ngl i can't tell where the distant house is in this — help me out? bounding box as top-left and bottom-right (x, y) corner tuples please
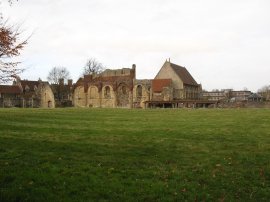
(202, 89), (253, 102)
(230, 90), (252, 101)
(0, 77), (55, 108)
(201, 89), (232, 101)
(202, 91), (226, 101)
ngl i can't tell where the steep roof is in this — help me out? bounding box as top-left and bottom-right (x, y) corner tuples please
(75, 77), (84, 86)
(20, 80), (40, 91)
(20, 80), (49, 89)
(152, 79), (172, 93)
(169, 62), (198, 86)
(0, 85), (22, 94)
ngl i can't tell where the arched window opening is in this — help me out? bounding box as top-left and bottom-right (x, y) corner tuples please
(136, 85), (142, 97)
(104, 86), (111, 98)
(117, 83), (129, 107)
(90, 87), (97, 99)
(121, 85), (127, 95)
(25, 85), (30, 92)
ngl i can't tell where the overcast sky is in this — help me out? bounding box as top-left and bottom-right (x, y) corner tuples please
(1, 0), (270, 91)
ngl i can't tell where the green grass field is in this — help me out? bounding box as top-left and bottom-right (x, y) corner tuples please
(0, 108), (270, 201)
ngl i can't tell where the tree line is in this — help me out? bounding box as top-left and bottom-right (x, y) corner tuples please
(47, 58), (104, 84)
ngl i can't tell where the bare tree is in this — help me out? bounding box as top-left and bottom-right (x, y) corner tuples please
(258, 85), (270, 101)
(0, 0), (17, 7)
(83, 58), (104, 75)
(0, 0), (27, 83)
(4, 0), (18, 5)
(47, 67), (70, 84)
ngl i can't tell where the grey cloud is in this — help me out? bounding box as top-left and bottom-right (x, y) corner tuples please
(2, 0), (270, 91)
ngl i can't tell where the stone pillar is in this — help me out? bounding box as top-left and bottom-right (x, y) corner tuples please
(111, 90), (115, 108)
(85, 93), (89, 107)
(129, 90), (133, 109)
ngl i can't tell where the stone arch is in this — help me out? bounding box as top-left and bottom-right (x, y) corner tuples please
(74, 86), (86, 107)
(101, 85), (115, 108)
(48, 100), (52, 108)
(104, 86), (111, 98)
(117, 83), (129, 107)
(136, 85), (143, 97)
(134, 84), (148, 98)
(88, 85), (99, 107)
(88, 86), (99, 99)
(133, 84), (151, 108)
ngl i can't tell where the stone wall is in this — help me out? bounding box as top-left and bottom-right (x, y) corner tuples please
(38, 83), (55, 108)
(101, 85), (116, 108)
(74, 65), (135, 108)
(154, 62), (184, 99)
(0, 82), (55, 108)
(73, 86), (86, 107)
(133, 80), (151, 108)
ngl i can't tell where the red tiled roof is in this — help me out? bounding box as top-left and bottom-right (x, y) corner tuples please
(170, 63), (198, 86)
(0, 85), (22, 94)
(152, 79), (172, 93)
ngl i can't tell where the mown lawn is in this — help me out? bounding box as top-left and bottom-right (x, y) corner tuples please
(0, 108), (270, 201)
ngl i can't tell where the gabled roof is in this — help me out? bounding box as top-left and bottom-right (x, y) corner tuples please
(152, 79), (172, 93)
(20, 80), (40, 91)
(75, 77), (84, 85)
(169, 62), (198, 86)
(0, 85), (22, 94)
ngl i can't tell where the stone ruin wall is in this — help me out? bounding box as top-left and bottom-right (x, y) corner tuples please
(39, 83), (55, 108)
(133, 80), (151, 108)
(73, 66), (137, 108)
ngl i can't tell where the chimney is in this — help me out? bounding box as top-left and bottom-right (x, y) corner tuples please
(59, 78), (64, 85)
(68, 79), (73, 86)
(15, 76), (21, 84)
(132, 64), (136, 79)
